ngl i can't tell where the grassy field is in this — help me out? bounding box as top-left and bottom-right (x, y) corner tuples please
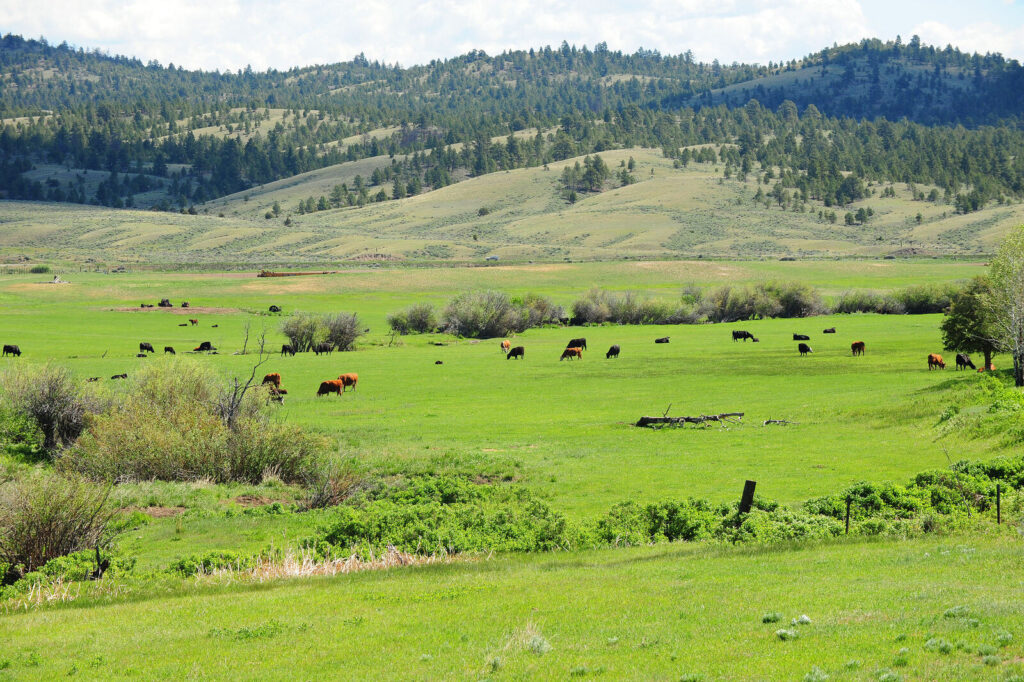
(2, 533), (1021, 680)
(2, 146), (1021, 264)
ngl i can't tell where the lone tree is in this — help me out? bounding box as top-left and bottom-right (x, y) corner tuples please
(986, 227), (1024, 386)
(940, 276), (998, 370)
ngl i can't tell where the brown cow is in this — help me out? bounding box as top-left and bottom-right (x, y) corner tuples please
(928, 353), (945, 370)
(316, 379), (345, 397)
(188, 319), (198, 326)
(501, 340), (511, 352)
(851, 341), (865, 356)
(262, 372), (282, 388)
(560, 347), (583, 360)
(336, 373), (358, 391)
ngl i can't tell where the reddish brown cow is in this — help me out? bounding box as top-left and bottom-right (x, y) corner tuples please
(928, 353), (945, 370)
(336, 373), (358, 392)
(560, 347), (583, 360)
(851, 341), (865, 356)
(316, 380), (345, 397)
(188, 318), (198, 326)
(262, 372), (282, 388)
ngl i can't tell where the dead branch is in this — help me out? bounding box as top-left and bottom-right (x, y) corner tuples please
(762, 419), (798, 426)
(635, 412), (744, 428)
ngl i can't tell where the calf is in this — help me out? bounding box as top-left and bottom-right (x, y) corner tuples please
(793, 334), (810, 341)
(798, 343), (812, 356)
(851, 341), (865, 356)
(2, 344), (21, 357)
(956, 353), (976, 370)
(566, 338), (587, 351)
(823, 327), (836, 334)
(316, 380), (345, 397)
(928, 353), (945, 370)
(139, 342), (154, 353)
(606, 344), (620, 359)
(560, 347), (583, 361)
(337, 373), (358, 392)
(164, 346), (175, 355)
(655, 337), (670, 344)
(732, 330), (754, 342)
(506, 346), (525, 360)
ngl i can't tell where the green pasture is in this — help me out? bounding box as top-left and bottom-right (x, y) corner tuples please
(0, 261), (998, 519)
(2, 533), (1021, 680)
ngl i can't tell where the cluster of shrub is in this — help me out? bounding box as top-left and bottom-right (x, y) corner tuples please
(280, 311), (363, 352)
(389, 282), (959, 337)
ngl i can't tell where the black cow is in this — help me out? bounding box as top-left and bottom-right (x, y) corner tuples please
(139, 342), (155, 353)
(140, 303), (154, 308)
(313, 342), (333, 356)
(136, 353), (147, 358)
(211, 324), (219, 328)
(823, 327), (836, 334)
(164, 346), (175, 355)
(606, 344), (620, 359)
(181, 301), (190, 308)
(655, 337), (670, 344)
(281, 344), (296, 356)
(111, 373), (127, 380)
(507, 346), (525, 360)
(798, 343), (812, 356)
(178, 323), (188, 327)
(956, 353), (976, 370)
(269, 305), (282, 313)
(158, 298), (172, 308)
(2, 344), (20, 357)
(435, 360), (443, 365)
(793, 334), (810, 341)
(732, 330), (755, 342)
(566, 338), (587, 351)
(194, 341), (215, 352)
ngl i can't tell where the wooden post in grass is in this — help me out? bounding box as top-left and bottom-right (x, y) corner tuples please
(739, 480), (756, 514)
(996, 484), (1001, 525)
(845, 496), (852, 534)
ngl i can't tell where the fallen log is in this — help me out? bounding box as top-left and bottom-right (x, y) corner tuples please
(635, 412), (744, 428)
(257, 270), (339, 278)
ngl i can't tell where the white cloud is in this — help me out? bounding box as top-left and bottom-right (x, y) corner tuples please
(911, 19), (1024, 59)
(0, 0), (1018, 72)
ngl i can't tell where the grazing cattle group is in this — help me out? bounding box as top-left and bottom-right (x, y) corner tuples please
(560, 347), (583, 361)
(928, 353), (946, 370)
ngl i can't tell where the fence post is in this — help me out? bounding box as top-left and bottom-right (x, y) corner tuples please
(739, 480), (756, 514)
(845, 495), (852, 535)
(997, 484), (1001, 525)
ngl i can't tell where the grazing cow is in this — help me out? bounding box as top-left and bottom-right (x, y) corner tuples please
(956, 353), (976, 370)
(87, 377), (100, 382)
(732, 330), (755, 342)
(655, 337), (670, 344)
(194, 341), (214, 352)
(793, 334), (810, 341)
(316, 380), (345, 397)
(158, 298), (172, 307)
(188, 319), (198, 326)
(313, 342), (333, 356)
(164, 346), (175, 355)
(262, 372), (282, 389)
(507, 346), (525, 360)
(823, 327), (836, 334)
(560, 347), (583, 361)
(111, 373), (127, 380)
(337, 373), (358, 392)
(281, 344), (296, 356)
(851, 341), (865, 356)
(501, 340), (511, 353)
(181, 301), (190, 308)
(178, 323), (188, 327)
(928, 353), (945, 370)
(435, 360), (443, 365)
(566, 338), (587, 351)
(798, 343), (813, 356)
(139, 342), (154, 353)
(606, 344), (620, 359)
(2, 344), (21, 357)
(269, 305), (282, 313)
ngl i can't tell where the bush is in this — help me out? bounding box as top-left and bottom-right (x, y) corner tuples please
(442, 290), (526, 338)
(700, 281), (827, 322)
(515, 293), (564, 328)
(570, 289), (699, 325)
(28, 264), (51, 274)
(280, 312), (324, 352)
(1, 364), (102, 454)
(593, 499), (722, 545)
(0, 473), (116, 583)
(61, 360), (327, 484)
(388, 303), (438, 334)
(323, 312), (363, 351)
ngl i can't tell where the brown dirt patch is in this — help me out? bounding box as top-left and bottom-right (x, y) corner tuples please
(230, 495), (285, 507)
(485, 264), (571, 273)
(132, 506), (186, 518)
(108, 305), (241, 314)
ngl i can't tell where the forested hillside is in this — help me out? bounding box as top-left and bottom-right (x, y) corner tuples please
(0, 32), (1022, 222)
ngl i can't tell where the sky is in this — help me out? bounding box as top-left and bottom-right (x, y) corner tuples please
(1, 0), (1022, 72)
